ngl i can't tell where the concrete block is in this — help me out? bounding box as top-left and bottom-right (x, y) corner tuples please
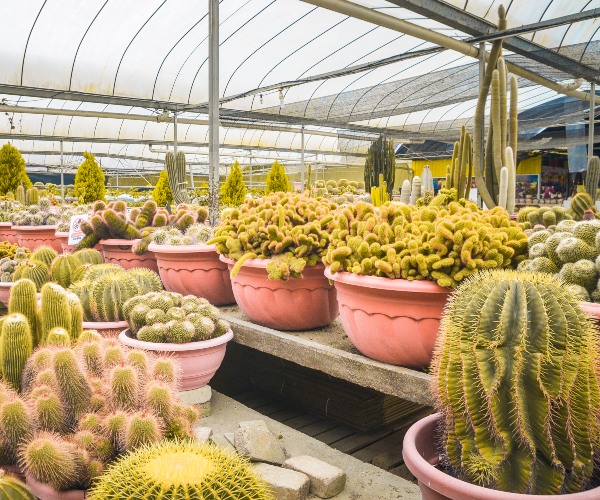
(194, 426), (212, 443)
(210, 433), (235, 453)
(253, 463), (310, 500)
(284, 455), (346, 498)
(178, 385), (212, 405)
(235, 420), (286, 465)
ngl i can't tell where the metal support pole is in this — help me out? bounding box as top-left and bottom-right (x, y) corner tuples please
(249, 155), (253, 189)
(589, 82), (596, 158)
(478, 41), (486, 171)
(60, 139), (64, 200)
(208, 0), (220, 225)
(301, 126), (305, 190)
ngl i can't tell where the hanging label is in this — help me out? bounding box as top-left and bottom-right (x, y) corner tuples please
(68, 213), (90, 245)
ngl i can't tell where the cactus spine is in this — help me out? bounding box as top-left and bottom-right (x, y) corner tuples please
(364, 136), (395, 197)
(585, 156), (600, 203)
(0, 314), (32, 391)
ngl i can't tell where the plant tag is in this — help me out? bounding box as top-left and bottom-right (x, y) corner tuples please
(68, 213), (90, 245)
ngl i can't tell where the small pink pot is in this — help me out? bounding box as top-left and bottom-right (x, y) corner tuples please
(581, 301), (600, 327)
(82, 320), (128, 338)
(148, 243), (234, 305)
(101, 238), (158, 272)
(0, 222), (17, 244)
(14, 225), (61, 252)
(0, 282), (13, 307)
(403, 414), (600, 500)
(221, 256), (338, 331)
(325, 270), (451, 368)
(55, 231), (76, 253)
(25, 475), (85, 500)
(118, 328), (233, 390)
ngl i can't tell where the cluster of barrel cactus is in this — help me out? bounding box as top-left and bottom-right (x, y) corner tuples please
(0, 241), (27, 260)
(124, 291), (230, 344)
(518, 218), (600, 302)
(0, 248), (29, 282)
(517, 204), (572, 232)
(0, 200), (22, 222)
(69, 264), (162, 322)
(10, 197), (60, 226)
(323, 201), (528, 288)
(432, 270), (600, 494)
(7, 334), (199, 492)
(209, 192), (338, 280)
(151, 223), (214, 246)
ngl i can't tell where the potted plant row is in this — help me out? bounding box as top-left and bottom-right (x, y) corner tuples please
(10, 196), (62, 252)
(403, 269), (600, 499)
(208, 191), (340, 331)
(323, 199), (528, 368)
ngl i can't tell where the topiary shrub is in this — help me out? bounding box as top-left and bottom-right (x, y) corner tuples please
(265, 161), (291, 193)
(0, 143), (32, 195)
(152, 171), (173, 207)
(74, 152), (106, 203)
(220, 161), (247, 206)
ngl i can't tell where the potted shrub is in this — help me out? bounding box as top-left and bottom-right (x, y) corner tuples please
(403, 269), (600, 499)
(209, 192), (339, 330)
(10, 197), (62, 252)
(119, 290), (233, 390)
(148, 222), (235, 306)
(69, 264), (162, 337)
(323, 200), (528, 368)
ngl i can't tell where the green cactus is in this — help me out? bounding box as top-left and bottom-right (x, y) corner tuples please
(110, 366), (139, 412)
(0, 314), (33, 391)
(15, 259), (50, 292)
(67, 292), (83, 340)
(31, 246), (58, 268)
(73, 248), (103, 266)
(566, 283), (591, 301)
(46, 327), (71, 347)
(52, 348), (92, 430)
(432, 269), (600, 494)
(165, 151), (190, 204)
(559, 259), (598, 290)
(29, 385), (67, 433)
(0, 469), (33, 498)
(573, 219), (600, 245)
(80, 341), (104, 377)
(40, 283), (71, 341)
(135, 200), (158, 229)
(556, 237), (596, 263)
(446, 126), (472, 201)
(364, 136), (395, 198)
(585, 156), (600, 203)
(50, 254), (83, 289)
(8, 278), (40, 347)
(88, 272), (140, 322)
(152, 358), (177, 387)
(570, 192), (596, 220)
(15, 185), (25, 205)
(123, 412), (163, 451)
(0, 398), (33, 464)
(144, 382), (174, 422)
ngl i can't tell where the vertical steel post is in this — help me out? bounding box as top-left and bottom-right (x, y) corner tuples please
(478, 41), (486, 173)
(208, 0), (220, 226)
(249, 155), (253, 189)
(60, 139), (64, 200)
(589, 82), (596, 158)
(301, 126), (305, 190)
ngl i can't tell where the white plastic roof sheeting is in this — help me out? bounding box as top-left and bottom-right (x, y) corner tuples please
(0, 0), (598, 173)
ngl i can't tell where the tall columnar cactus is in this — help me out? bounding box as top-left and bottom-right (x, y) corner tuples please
(364, 135), (395, 197)
(40, 283), (72, 341)
(165, 151), (190, 204)
(585, 156), (600, 203)
(446, 126), (472, 200)
(420, 166), (434, 196)
(432, 270), (600, 494)
(400, 179), (411, 204)
(53, 349), (92, 430)
(0, 313), (33, 391)
(370, 173), (389, 207)
(16, 185), (25, 205)
(409, 176), (421, 205)
(9, 278), (40, 347)
(67, 292), (83, 340)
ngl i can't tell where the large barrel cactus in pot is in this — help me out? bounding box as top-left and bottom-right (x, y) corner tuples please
(432, 269), (600, 495)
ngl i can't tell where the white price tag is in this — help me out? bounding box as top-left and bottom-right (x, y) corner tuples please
(68, 213), (90, 245)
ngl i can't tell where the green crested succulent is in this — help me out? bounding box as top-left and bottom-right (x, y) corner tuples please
(432, 269), (600, 494)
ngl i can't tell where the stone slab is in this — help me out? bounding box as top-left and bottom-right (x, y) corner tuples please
(234, 419), (287, 465)
(284, 455), (345, 498)
(253, 463), (310, 500)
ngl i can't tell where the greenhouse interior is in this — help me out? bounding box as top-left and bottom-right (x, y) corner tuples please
(0, 0), (600, 499)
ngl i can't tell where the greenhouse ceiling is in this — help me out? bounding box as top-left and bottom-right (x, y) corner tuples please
(0, 0), (599, 175)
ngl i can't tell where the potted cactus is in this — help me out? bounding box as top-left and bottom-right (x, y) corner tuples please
(0, 200), (22, 244)
(210, 192), (339, 330)
(0, 245), (29, 305)
(148, 222), (235, 305)
(403, 270), (600, 499)
(118, 290), (233, 390)
(10, 197), (62, 252)
(69, 264), (162, 337)
(54, 204), (92, 252)
(323, 201), (528, 368)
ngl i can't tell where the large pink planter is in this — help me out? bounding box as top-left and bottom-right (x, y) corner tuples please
(101, 239), (158, 272)
(325, 270), (451, 368)
(0, 222), (17, 244)
(118, 328), (233, 390)
(14, 225), (61, 252)
(55, 231), (75, 253)
(221, 256), (338, 331)
(148, 243), (234, 305)
(403, 414), (600, 500)
(0, 282), (12, 306)
(82, 320), (128, 338)
(26, 475), (84, 500)
(581, 301), (600, 327)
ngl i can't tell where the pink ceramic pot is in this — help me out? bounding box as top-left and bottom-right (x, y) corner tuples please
(101, 238), (158, 272)
(148, 243), (234, 305)
(14, 225), (61, 252)
(55, 231), (76, 253)
(403, 414), (600, 500)
(581, 301), (600, 327)
(118, 328), (233, 390)
(0, 282), (12, 307)
(25, 475), (85, 500)
(325, 270), (451, 368)
(82, 320), (128, 338)
(0, 222), (17, 244)
(221, 256), (338, 331)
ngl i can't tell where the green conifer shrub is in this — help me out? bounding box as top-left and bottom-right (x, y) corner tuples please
(151, 171), (173, 206)
(0, 143), (32, 195)
(74, 152), (106, 203)
(265, 160), (291, 193)
(219, 161), (247, 205)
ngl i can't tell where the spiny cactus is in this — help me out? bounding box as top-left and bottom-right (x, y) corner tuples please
(126, 268), (163, 293)
(364, 136), (395, 198)
(46, 327), (71, 347)
(432, 270), (600, 494)
(0, 397), (33, 464)
(87, 440), (274, 500)
(0, 314), (32, 391)
(123, 412), (163, 452)
(570, 192), (597, 220)
(72, 248), (103, 266)
(13, 259), (49, 291)
(586, 156), (600, 204)
(110, 366), (139, 412)
(52, 348), (92, 430)
(370, 173), (389, 207)
(87, 272), (140, 323)
(165, 151), (190, 204)
(0, 469), (33, 498)
(40, 283), (72, 340)
(8, 278), (40, 347)
(50, 254), (83, 288)
(29, 385), (67, 434)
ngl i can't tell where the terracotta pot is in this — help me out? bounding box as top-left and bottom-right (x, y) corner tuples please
(0, 222), (17, 244)
(118, 328), (233, 390)
(221, 256), (338, 331)
(0, 282), (12, 307)
(55, 231), (76, 253)
(148, 243), (234, 305)
(403, 413), (600, 500)
(25, 475), (85, 500)
(325, 270), (451, 368)
(581, 301), (600, 326)
(82, 320), (128, 338)
(101, 238), (158, 272)
(4, 464), (25, 482)
(14, 225), (61, 252)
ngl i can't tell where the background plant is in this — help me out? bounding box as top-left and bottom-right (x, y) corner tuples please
(152, 171), (173, 207)
(265, 161), (291, 193)
(220, 161), (247, 206)
(74, 152), (106, 203)
(0, 143), (32, 195)
(364, 135), (395, 198)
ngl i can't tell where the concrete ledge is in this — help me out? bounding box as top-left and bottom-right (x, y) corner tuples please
(221, 308), (433, 407)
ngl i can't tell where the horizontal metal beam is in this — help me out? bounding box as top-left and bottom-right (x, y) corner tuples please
(386, 0), (600, 84)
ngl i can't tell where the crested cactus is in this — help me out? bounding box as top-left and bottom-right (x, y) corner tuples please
(432, 270), (600, 494)
(0, 313), (33, 391)
(585, 156), (600, 203)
